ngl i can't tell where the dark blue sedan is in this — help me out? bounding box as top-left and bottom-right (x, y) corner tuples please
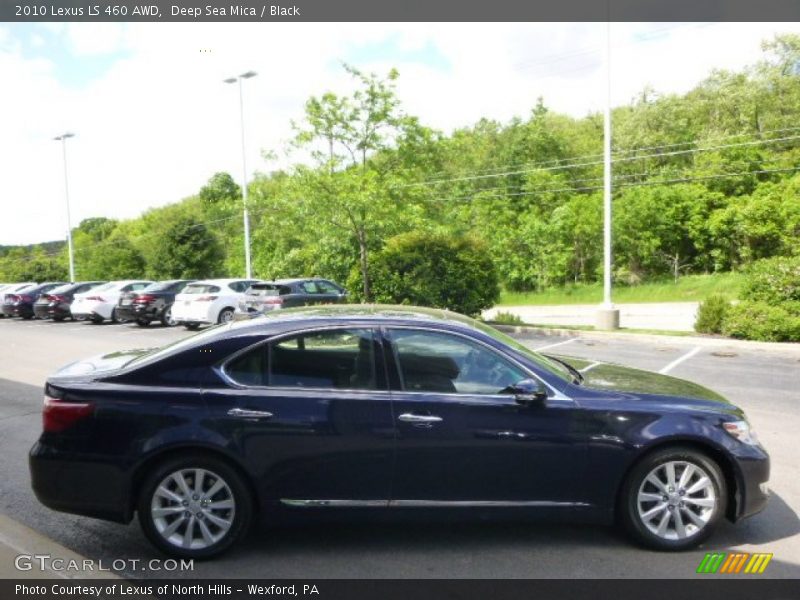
(29, 305), (770, 558)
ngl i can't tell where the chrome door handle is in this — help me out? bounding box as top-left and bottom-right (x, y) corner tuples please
(398, 413), (443, 424)
(227, 408), (273, 419)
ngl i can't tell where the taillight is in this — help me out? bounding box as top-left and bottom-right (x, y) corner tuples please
(133, 294), (156, 304)
(6, 294), (18, 302)
(196, 295), (218, 302)
(49, 295), (66, 303)
(19, 295), (33, 302)
(85, 296), (105, 302)
(42, 396), (94, 433)
(262, 296), (284, 304)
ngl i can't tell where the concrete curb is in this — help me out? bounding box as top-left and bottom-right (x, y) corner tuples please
(492, 324), (800, 356)
(0, 513), (119, 579)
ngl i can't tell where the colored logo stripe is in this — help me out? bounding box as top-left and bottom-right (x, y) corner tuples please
(697, 552), (772, 574)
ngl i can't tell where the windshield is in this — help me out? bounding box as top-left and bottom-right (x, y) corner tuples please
(249, 284), (284, 296)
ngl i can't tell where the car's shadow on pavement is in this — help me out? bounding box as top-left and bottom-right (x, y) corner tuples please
(706, 493), (800, 548)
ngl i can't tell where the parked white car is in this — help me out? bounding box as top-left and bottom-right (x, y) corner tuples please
(0, 282), (36, 317)
(171, 279), (260, 330)
(71, 280), (154, 323)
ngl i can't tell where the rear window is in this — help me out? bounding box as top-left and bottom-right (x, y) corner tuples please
(91, 282), (117, 292)
(48, 283), (75, 294)
(248, 284), (290, 296)
(184, 284), (221, 294)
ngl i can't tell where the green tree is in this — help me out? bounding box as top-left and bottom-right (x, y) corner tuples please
(359, 230), (499, 316)
(149, 216), (224, 279)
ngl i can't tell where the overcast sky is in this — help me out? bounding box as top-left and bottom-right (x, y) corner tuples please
(1, 21), (798, 246)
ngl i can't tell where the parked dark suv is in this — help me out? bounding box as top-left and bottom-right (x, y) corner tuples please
(116, 279), (195, 327)
(33, 281), (106, 321)
(2, 282), (66, 319)
(238, 278), (347, 315)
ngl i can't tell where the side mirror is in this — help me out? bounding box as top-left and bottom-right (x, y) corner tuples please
(509, 379), (548, 406)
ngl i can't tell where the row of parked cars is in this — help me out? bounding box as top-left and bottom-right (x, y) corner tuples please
(0, 277), (348, 329)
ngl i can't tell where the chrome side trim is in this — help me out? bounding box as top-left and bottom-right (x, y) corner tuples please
(280, 499), (389, 508)
(280, 499), (591, 509)
(389, 500), (591, 508)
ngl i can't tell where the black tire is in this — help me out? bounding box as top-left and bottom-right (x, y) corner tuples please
(110, 308), (119, 324)
(137, 454), (253, 559)
(160, 307), (176, 327)
(90, 315), (103, 324)
(217, 307), (235, 324)
(619, 446), (726, 551)
(22, 314), (34, 320)
(53, 316), (65, 322)
(136, 318), (150, 327)
(184, 323), (201, 331)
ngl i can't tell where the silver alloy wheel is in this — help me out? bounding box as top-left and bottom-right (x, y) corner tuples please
(219, 309), (234, 323)
(150, 468), (236, 550)
(164, 307), (176, 326)
(637, 460), (716, 541)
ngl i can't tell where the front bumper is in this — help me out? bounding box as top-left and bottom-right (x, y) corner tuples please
(732, 445), (771, 521)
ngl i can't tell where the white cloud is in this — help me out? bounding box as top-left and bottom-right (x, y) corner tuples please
(2, 22), (799, 247)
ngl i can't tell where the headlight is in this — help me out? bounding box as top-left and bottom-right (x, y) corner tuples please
(722, 420), (759, 446)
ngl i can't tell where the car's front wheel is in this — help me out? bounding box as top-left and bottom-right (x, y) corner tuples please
(137, 455), (253, 559)
(619, 446), (726, 551)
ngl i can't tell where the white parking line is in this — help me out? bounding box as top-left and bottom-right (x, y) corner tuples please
(534, 337), (578, 352)
(658, 346), (702, 374)
(580, 361), (602, 373)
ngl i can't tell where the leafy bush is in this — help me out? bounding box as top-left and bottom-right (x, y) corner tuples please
(694, 294), (731, 334)
(491, 311), (524, 325)
(721, 301), (800, 342)
(361, 230), (500, 317)
(740, 256), (800, 304)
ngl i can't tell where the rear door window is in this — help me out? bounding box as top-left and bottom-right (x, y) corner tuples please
(225, 329), (381, 390)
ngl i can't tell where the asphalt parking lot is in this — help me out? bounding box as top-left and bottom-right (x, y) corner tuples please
(0, 317), (798, 579)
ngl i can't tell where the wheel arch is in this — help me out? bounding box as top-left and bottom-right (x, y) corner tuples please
(615, 437), (741, 523)
(127, 444), (260, 523)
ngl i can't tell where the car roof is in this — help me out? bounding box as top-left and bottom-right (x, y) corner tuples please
(187, 279), (255, 285)
(228, 304), (482, 335)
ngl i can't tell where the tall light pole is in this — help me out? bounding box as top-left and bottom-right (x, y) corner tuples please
(54, 133), (76, 282)
(596, 21), (620, 330)
(224, 70), (257, 279)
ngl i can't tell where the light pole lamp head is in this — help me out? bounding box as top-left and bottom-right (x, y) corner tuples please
(223, 77), (237, 84)
(240, 70), (257, 79)
(54, 132), (75, 141)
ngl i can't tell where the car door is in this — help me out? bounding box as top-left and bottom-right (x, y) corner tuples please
(384, 327), (587, 505)
(316, 280), (346, 304)
(204, 326), (395, 505)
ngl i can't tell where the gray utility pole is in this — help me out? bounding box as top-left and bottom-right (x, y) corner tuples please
(597, 21), (620, 330)
(54, 132), (76, 282)
(224, 70), (258, 279)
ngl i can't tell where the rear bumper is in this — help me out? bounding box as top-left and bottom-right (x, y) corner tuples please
(172, 302), (214, 324)
(116, 304), (159, 322)
(3, 303), (33, 317)
(29, 441), (131, 524)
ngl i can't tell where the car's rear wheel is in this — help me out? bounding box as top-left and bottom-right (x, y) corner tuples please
(619, 446), (726, 551)
(184, 322), (201, 330)
(137, 455), (252, 559)
(161, 307), (177, 327)
(90, 315), (103, 324)
(136, 318), (150, 327)
(218, 308), (234, 324)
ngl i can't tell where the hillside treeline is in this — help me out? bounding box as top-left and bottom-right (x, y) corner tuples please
(3, 34), (800, 299)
